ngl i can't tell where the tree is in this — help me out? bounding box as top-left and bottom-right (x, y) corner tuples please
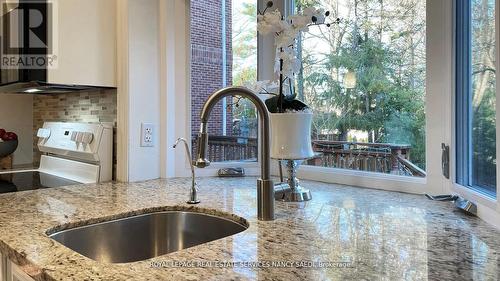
(471, 0), (496, 190)
(297, 0), (427, 169)
(232, 1), (258, 137)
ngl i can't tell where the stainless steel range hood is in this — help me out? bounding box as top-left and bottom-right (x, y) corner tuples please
(0, 81), (111, 94)
(0, 0), (117, 94)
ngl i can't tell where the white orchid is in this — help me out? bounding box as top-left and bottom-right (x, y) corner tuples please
(257, 9), (284, 35)
(258, 6), (329, 78)
(303, 7), (316, 17)
(275, 47), (301, 78)
(275, 27), (299, 48)
(314, 13), (326, 24)
(246, 80), (279, 94)
(304, 7), (327, 24)
(256, 2), (332, 113)
(289, 14), (311, 31)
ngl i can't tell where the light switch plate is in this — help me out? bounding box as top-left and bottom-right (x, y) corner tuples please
(141, 123), (155, 147)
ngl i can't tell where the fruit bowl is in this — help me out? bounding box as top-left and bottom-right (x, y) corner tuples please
(0, 140), (18, 158)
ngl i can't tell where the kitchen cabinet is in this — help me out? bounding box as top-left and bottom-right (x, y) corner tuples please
(7, 262), (35, 281)
(0, 258), (34, 281)
(0, 252), (4, 281)
(48, 0), (117, 87)
(6, 262), (34, 281)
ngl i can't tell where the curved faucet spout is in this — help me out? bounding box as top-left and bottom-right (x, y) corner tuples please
(195, 86), (274, 221)
(173, 138), (194, 176)
(173, 138), (200, 204)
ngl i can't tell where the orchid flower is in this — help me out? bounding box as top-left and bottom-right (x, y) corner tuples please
(254, 2), (336, 113)
(257, 6), (332, 79)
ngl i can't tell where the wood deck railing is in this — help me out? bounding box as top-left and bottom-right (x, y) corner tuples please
(193, 136), (426, 177)
(307, 141), (426, 177)
(192, 135), (258, 162)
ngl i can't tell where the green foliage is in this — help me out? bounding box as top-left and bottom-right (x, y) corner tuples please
(472, 87), (497, 189)
(233, 68), (257, 88)
(298, 0), (427, 169)
(470, 0), (497, 190)
(232, 1), (258, 134)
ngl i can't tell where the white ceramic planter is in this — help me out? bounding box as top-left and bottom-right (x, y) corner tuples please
(270, 112), (315, 160)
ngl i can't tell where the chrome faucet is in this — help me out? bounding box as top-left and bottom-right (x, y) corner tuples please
(194, 86), (275, 221)
(173, 138), (200, 204)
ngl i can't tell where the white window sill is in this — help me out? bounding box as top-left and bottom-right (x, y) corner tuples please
(452, 183), (500, 230)
(452, 183), (498, 210)
(295, 165), (427, 194)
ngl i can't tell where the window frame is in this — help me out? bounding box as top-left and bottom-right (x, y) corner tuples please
(455, 0), (497, 199)
(283, 0), (450, 195)
(183, 0), (452, 196)
(451, 0), (500, 229)
(177, 0), (500, 229)
(186, 0), (274, 176)
(183, 0), (258, 176)
(161, 0), (500, 229)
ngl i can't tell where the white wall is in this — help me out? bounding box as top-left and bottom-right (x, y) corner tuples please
(0, 94), (33, 165)
(117, 0), (195, 181)
(160, 0), (190, 178)
(117, 0), (161, 182)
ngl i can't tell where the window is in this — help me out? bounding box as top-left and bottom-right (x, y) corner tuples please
(295, 0), (426, 178)
(190, 0), (258, 163)
(456, 0), (497, 197)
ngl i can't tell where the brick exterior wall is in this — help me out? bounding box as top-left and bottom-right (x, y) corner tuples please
(32, 89), (117, 178)
(190, 0), (233, 139)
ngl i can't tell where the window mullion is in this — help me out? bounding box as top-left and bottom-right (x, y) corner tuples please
(455, 0), (472, 186)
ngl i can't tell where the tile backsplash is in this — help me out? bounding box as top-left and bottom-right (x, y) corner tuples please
(33, 89), (117, 178)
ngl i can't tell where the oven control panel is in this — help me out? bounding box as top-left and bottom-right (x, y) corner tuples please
(37, 122), (113, 162)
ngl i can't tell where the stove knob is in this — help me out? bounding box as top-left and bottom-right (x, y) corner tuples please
(70, 131), (78, 142)
(75, 132), (84, 143)
(37, 128), (51, 139)
(83, 132), (94, 144)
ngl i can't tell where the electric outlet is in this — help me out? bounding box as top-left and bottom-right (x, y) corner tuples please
(141, 123), (155, 147)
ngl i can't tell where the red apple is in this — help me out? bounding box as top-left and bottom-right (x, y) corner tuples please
(2, 132), (17, 141)
(8, 132), (17, 141)
(0, 129), (5, 138)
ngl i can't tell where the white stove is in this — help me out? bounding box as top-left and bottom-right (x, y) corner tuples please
(0, 122), (113, 193)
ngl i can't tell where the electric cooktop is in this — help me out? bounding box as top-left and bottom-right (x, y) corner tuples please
(0, 171), (80, 194)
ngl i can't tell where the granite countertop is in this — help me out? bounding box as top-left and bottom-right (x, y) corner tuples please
(0, 177), (499, 280)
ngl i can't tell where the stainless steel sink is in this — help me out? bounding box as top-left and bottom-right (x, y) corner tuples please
(48, 211), (248, 263)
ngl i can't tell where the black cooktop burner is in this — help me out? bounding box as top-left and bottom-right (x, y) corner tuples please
(0, 171), (80, 194)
